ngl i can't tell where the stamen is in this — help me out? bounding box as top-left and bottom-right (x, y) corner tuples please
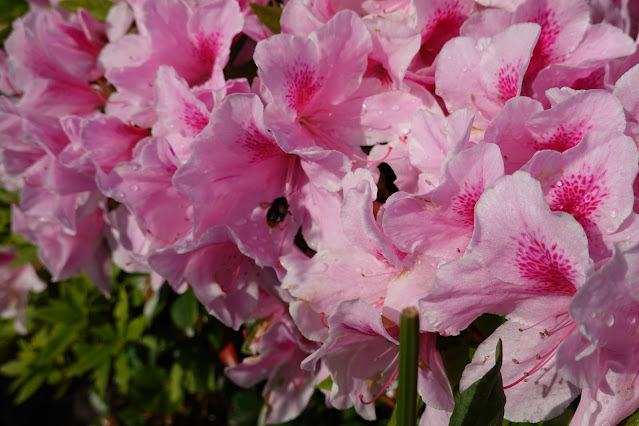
(221, 261), (242, 293)
(284, 155), (297, 197)
(503, 323), (577, 390)
(278, 227), (287, 257)
(360, 270), (397, 278)
(372, 298), (385, 310)
(351, 146), (393, 164)
(359, 363), (399, 405)
(22, 176), (43, 188)
(4, 76), (22, 97)
(292, 369), (306, 390)
(211, 175), (240, 184)
(320, 312), (329, 329)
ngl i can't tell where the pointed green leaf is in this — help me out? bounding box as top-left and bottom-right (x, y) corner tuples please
(168, 363), (184, 405)
(93, 358), (111, 397)
(114, 352), (130, 394)
(450, 339), (505, 426)
(67, 344), (112, 376)
(170, 289), (198, 337)
(58, 0), (115, 21)
(248, 3), (282, 34)
(0, 359), (29, 376)
(40, 323), (81, 362)
(625, 411), (639, 426)
(14, 373), (46, 404)
(125, 316), (147, 342)
(114, 287), (129, 337)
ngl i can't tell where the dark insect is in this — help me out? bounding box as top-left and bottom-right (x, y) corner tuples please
(266, 197), (289, 228)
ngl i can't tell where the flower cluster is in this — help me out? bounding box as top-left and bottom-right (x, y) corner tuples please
(2, 0), (639, 423)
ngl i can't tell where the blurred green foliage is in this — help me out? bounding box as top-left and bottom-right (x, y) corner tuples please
(58, 0), (114, 21)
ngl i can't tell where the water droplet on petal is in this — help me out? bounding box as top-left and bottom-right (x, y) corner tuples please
(611, 209), (618, 218)
(315, 262), (329, 273)
(630, 317), (637, 325)
(130, 184), (139, 192)
(604, 314), (615, 327)
(555, 180), (563, 187)
(583, 194), (592, 203)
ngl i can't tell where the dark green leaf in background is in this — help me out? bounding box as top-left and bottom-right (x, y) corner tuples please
(170, 289), (198, 337)
(249, 2), (282, 34)
(0, 0), (28, 43)
(58, 0), (114, 21)
(450, 339), (505, 426)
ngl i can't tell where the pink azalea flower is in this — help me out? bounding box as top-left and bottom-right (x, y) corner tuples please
(226, 319), (319, 424)
(174, 92), (351, 268)
(5, 8), (107, 117)
(461, 0), (636, 101)
(97, 137), (193, 249)
(151, 65), (212, 163)
(521, 130), (639, 262)
(148, 226), (281, 330)
(421, 172), (592, 421)
(383, 141), (504, 259)
(405, 108), (473, 192)
(255, 10), (423, 160)
(435, 22), (540, 128)
(12, 202), (111, 294)
(0, 248), (46, 334)
(282, 170), (402, 341)
(410, 0), (475, 72)
(99, 0), (243, 126)
(484, 89), (626, 173)
(558, 243), (639, 425)
(301, 298), (453, 420)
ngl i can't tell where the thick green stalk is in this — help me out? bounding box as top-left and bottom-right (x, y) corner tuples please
(397, 307), (419, 426)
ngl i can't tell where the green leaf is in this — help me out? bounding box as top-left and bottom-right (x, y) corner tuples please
(170, 289), (198, 337)
(14, 373), (46, 404)
(58, 0), (115, 21)
(0, 359), (29, 376)
(441, 343), (472, 389)
(93, 357), (111, 397)
(34, 301), (83, 324)
(450, 339), (505, 426)
(126, 316), (147, 342)
(316, 375), (333, 391)
(168, 363), (184, 405)
(625, 410), (639, 426)
(6, 234), (38, 267)
(114, 287), (129, 337)
(40, 323), (81, 362)
(114, 352), (130, 394)
(0, 0), (28, 43)
(67, 344), (112, 376)
(248, 3), (282, 34)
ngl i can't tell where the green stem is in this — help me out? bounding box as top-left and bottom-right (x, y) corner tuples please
(397, 307), (419, 426)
